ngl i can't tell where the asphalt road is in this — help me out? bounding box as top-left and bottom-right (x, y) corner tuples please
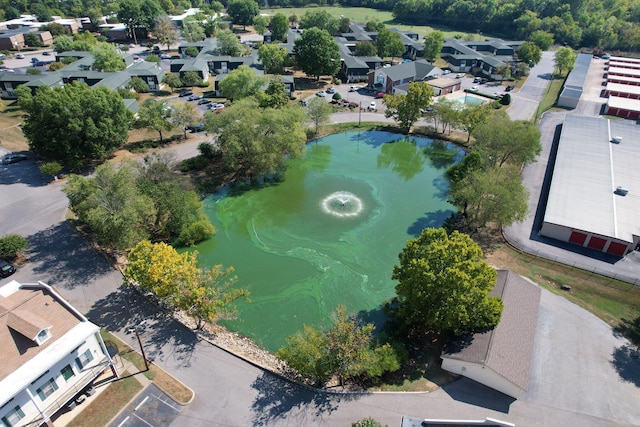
(1, 52), (639, 427)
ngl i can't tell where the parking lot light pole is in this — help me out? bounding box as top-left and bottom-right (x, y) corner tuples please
(359, 101), (362, 127)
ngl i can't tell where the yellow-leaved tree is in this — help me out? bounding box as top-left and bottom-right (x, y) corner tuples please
(124, 241), (248, 329)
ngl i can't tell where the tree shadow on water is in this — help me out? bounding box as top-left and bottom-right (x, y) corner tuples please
(407, 210), (453, 237)
(250, 373), (362, 426)
(611, 344), (640, 387)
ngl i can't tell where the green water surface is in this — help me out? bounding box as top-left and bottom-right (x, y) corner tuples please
(195, 131), (462, 352)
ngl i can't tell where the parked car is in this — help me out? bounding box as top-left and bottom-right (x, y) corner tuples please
(601, 54), (611, 59)
(187, 123), (206, 133)
(473, 77), (481, 83)
(480, 78), (488, 84)
(326, 87), (336, 94)
(315, 91), (326, 97)
(198, 98), (212, 105)
(420, 107), (434, 114)
(208, 103), (225, 110)
(376, 91), (385, 99)
(179, 90), (193, 97)
(471, 85), (479, 91)
(456, 73), (464, 79)
(349, 86), (362, 92)
(442, 69), (451, 74)
(505, 85), (515, 91)
(187, 94), (201, 101)
(2, 153), (28, 164)
(0, 259), (16, 278)
(299, 99), (308, 106)
(160, 53), (171, 59)
(368, 101), (377, 110)
(16, 53), (25, 59)
(42, 50), (51, 56)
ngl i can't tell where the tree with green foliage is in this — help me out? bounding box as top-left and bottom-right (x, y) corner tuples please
(352, 418), (385, 427)
(30, 3), (52, 22)
(171, 101), (199, 138)
(154, 15), (179, 49)
(53, 35), (74, 53)
(376, 28), (405, 61)
(383, 81), (435, 133)
(47, 62), (65, 71)
(277, 305), (401, 384)
(390, 228), (503, 335)
(517, 42), (542, 66)
(0, 234), (28, 258)
(300, 10), (339, 35)
(306, 96), (333, 134)
(24, 32), (43, 48)
(339, 17), (351, 33)
(216, 29), (244, 56)
(472, 111), (541, 168)
(219, 64), (267, 100)
(432, 98), (460, 134)
(354, 41), (377, 57)
(449, 166), (529, 229)
(181, 70), (201, 87)
(554, 47), (577, 76)
(288, 14), (299, 29)
(138, 99), (173, 141)
(206, 97), (306, 178)
(162, 73), (182, 90)
(445, 152), (483, 186)
(64, 163), (155, 252)
(145, 54), (160, 65)
(118, 0), (163, 44)
(39, 162), (62, 180)
(530, 30), (554, 50)
(181, 18), (205, 42)
(365, 20), (385, 32)
(16, 82), (133, 168)
(458, 103), (492, 143)
(184, 45), (199, 57)
(92, 43), (126, 72)
(423, 30), (444, 62)
(256, 78), (289, 109)
(26, 68), (42, 75)
(270, 13), (289, 42)
(226, 0), (259, 30)
(293, 27), (341, 80)
(252, 15), (268, 35)
(258, 43), (287, 74)
(40, 23), (69, 37)
(136, 153), (214, 245)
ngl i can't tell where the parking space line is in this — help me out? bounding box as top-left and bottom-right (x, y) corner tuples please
(132, 412), (155, 427)
(134, 396), (149, 411)
(151, 393), (183, 412)
(117, 416), (130, 427)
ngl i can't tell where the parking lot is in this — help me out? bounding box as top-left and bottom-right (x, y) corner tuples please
(109, 384), (183, 427)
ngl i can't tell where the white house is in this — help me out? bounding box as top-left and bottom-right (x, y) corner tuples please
(441, 270), (541, 399)
(0, 280), (115, 427)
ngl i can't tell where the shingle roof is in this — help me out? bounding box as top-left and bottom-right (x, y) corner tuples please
(442, 270), (541, 390)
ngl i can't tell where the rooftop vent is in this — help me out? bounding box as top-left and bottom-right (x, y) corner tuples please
(612, 136), (623, 144)
(615, 186), (629, 196)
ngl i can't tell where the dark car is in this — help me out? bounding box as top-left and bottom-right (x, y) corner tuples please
(2, 153), (28, 164)
(179, 90), (193, 97)
(42, 50), (51, 56)
(198, 98), (212, 105)
(186, 123), (206, 133)
(505, 85), (515, 91)
(0, 259), (16, 278)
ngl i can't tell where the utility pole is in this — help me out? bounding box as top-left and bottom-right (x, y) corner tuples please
(129, 320), (149, 371)
(358, 101), (362, 127)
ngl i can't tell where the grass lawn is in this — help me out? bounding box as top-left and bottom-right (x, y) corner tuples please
(261, 6), (493, 39)
(535, 76), (565, 120)
(65, 371), (142, 427)
(0, 99), (28, 152)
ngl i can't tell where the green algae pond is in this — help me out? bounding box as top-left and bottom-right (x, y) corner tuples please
(195, 131), (463, 352)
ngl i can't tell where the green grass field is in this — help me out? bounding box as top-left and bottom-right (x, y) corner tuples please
(261, 6), (492, 39)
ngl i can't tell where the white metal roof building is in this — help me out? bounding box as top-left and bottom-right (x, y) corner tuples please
(540, 115), (640, 256)
(558, 53), (592, 108)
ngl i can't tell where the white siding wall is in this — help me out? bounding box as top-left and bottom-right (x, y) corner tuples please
(441, 358), (523, 399)
(0, 334), (105, 427)
(540, 221), (573, 241)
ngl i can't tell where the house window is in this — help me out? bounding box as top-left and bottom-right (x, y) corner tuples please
(1, 406), (25, 427)
(35, 328), (51, 345)
(36, 378), (59, 401)
(61, 364), (75, 381)
(75, 349), (94, 370)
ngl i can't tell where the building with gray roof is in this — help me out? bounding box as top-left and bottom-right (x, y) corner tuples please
(441, 38), (521, 79)
(441, 270), (541, 399)
(540, 115), (640, 256)
(368, 59), (442, 94)
(558, 53), (592, 108)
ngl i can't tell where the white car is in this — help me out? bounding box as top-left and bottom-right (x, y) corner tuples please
(16, 53), (25, 59)
(456, 73), (464, 78)
(471, 85), (479, 91)
(315, 91), (326, 97)
(442, 70), (451, 74)
(349, 86), (361, 92)
(368, 101), (377, 111)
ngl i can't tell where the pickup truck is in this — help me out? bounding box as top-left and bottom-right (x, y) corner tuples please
(31, 57), (53, 67)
